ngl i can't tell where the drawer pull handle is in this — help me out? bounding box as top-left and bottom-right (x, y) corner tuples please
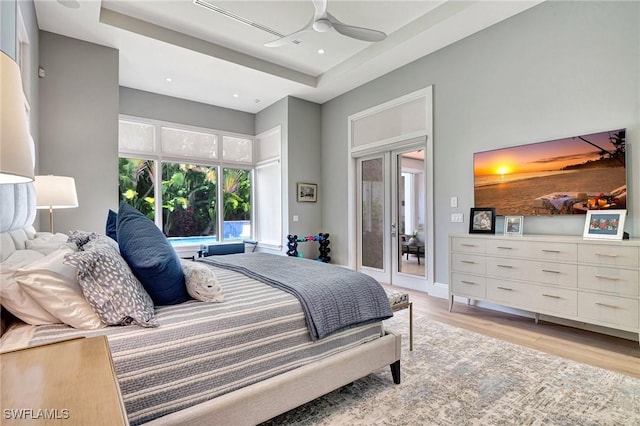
(497, 286), (513, 291)
(595, 302), (620, 309)
(461, 260), (476, 264)
(460, 280), (477, 285)
(595, 253), (619, 258)
(542, 294), (561, 299)
(542, 269), (561, 274)
(461, 244), (477, 247)
(542, 249), (561, 253)
(497, 265), (513, 269)
(594, 275), (620, 281)
(496, 246), (513, 250)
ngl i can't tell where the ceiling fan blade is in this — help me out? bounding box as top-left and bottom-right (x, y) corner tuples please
(311, 0), (328, 20)
(264, 28), (313, 47)
(331, 22), (387, 42)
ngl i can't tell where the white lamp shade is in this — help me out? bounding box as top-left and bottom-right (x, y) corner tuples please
(35, 176), (79, 209)
(1, 51), (34, 183)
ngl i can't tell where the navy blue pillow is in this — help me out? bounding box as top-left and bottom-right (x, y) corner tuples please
(116, 202), (188, 305)
(106, 209), (118, 242)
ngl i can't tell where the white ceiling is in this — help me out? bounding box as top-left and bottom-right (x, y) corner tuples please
(34, 0), (543, 113)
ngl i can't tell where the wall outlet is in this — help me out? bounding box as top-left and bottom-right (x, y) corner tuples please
(450, 197), (458, 208)
(293, 215), (299, 222)
(451, 213), (463, 223)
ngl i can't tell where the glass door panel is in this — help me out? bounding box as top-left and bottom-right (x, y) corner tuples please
(361, 157), (384, 269)
(392, 149), (426, 286)
(357, 154), (390, 283)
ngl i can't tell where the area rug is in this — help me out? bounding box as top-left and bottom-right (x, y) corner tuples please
(262, 310), (640, 425)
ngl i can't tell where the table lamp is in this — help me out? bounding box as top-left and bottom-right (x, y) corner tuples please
(1, 51), (34, 183)
(35, 175), (79, 233)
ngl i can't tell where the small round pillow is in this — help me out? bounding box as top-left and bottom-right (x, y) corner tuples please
(180, 260), (224, 303)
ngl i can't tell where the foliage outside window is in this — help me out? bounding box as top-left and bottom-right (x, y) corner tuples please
(118, 117), (253, 242)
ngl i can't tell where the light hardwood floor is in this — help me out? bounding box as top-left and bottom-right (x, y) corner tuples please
(387, 286), (640, 379)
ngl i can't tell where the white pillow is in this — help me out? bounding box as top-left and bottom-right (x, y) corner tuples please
(0, 250), (60, 325)
(15, 247), (104, 329)
(26, 233), (76, 256)
(180, 260), (224, 303)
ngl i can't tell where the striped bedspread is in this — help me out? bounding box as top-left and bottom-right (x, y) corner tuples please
(200, 253), (393, 340)
(27, 265), (384, 425)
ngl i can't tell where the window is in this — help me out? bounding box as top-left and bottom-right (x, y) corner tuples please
(162, 162), (218, 238)
(118, 117), (255, 243)
(255, 127), (281, 247)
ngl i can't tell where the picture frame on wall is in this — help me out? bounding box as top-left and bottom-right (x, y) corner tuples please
(297, 182), (317, 202)
(469, 207), (496, 234)
(504, 215), (524, 236)
(583, 209), (626, 240)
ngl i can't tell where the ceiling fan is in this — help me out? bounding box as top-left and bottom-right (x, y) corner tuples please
(264, 0), (387, 48)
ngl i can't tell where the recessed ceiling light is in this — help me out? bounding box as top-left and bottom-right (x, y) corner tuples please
(165, 77), (173, 82)
(233, 94), (239, 98)
(317, 49), (325, 54)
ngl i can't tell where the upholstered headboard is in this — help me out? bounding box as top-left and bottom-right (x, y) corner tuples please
(1, 182), (37, 261)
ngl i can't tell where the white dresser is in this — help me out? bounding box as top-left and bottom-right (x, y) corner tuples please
(449, 234), (640, 342)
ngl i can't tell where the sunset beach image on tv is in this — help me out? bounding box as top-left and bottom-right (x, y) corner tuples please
(473, 129), (626, 216)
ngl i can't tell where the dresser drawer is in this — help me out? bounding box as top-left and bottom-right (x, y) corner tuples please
(451, 237), (486, 254)
(487, 258), (577, 287)
(487, 279), (577, 316)
(530, 286), (577, 317)
(451, 253), (486, 275)
(578, 244), (639, 268)
(451, 272), (486, 299)
(578, 293), (639, 330)
(487, 240), (577, 262)
(578, 266), (639, 296)
(487, 279), (534, 308)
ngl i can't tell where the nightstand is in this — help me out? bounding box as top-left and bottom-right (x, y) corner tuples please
(1, 335), (128, 425)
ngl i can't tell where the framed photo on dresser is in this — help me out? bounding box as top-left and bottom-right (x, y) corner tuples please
(504, 216), (523, 236)
(469, 208), (496, 234)
(583, 210), (626, 240)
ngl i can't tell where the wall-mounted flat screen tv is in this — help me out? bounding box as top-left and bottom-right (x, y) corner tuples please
(473, 129), (626, 216)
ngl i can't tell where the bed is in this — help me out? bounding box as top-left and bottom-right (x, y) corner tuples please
(0, 182), (402, 426)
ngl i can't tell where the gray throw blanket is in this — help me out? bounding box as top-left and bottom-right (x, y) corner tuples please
(200, 253), (393, 340)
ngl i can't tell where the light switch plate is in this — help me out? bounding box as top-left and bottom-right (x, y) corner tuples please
(451, 213), (463, 223)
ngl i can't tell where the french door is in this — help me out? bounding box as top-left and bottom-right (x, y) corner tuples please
(356, 145), (426, 288)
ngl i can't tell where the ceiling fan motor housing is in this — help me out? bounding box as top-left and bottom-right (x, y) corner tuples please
(313, 19), (332, 32)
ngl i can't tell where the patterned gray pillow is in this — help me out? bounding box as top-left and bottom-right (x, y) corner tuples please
(64, 244), (157, 328)
(67, 230), (99, 250)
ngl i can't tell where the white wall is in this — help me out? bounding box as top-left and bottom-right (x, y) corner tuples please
(321, 1), (640, 284)
(38, 31), (119, 234)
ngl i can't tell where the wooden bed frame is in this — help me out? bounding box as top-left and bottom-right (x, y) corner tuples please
(1, 182), (402, 425)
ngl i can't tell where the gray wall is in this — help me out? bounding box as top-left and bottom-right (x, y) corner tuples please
(255, 96), (323, 257)
(1, 0), (16, 59)
(120, 87), (254, 135)
(287, 97), (322, 243)
(321, 1), (640, 284)
(38, 31), (119, 234)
